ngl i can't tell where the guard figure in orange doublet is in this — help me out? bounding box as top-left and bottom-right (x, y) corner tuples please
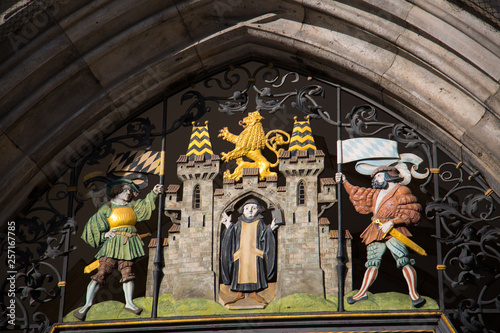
(73, 179), (163, 320)
(336, 166), (426, 308)
(220, 199), (279, 306)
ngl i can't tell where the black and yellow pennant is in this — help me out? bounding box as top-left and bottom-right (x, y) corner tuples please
(186, 122), (213, 159)
(289, 117), (316, 153)
(108, 150), (164, 176)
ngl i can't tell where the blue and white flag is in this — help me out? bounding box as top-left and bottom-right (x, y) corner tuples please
(338, 138), (399, 164)
(338, 138), (428, 184)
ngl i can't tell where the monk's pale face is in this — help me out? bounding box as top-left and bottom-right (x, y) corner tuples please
(243, 203), (259, 219)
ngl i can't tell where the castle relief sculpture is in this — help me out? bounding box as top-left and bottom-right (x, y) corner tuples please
(69, 111), (435, 321)
(154, 113), (343, 310)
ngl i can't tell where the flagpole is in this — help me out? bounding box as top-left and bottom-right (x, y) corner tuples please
(336, 87), (346, 312)
(152, 99), (167, 318)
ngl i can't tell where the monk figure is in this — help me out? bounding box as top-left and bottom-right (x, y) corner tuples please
(220, 198), (279, 305)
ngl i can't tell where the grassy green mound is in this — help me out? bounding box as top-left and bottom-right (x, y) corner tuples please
(64, 294), (229, 322)
(65, 293), (337, 322)
(64, 292), (437, 322)
(266, 293), (338, 313)
(343, 291), (439, 311)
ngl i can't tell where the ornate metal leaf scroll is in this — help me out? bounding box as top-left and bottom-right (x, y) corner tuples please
(426, 162), (500, 333)
(177, 63), (330, 121)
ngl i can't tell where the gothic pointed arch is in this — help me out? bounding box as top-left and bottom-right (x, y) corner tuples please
(1, 1), (500, 331)
(1, 0), (499, 222)
(219, 190), (283, 220)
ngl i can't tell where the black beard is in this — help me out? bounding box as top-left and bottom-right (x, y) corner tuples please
(372, 179), (389, 189)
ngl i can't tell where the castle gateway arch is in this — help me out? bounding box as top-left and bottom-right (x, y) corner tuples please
(1, 0), (499, 332)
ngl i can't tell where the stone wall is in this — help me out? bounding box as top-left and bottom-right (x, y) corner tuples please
(153, 158), (219, 300)
(319, 229), (353, 296)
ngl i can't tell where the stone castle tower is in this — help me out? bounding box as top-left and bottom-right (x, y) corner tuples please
(146, 121), (220, 300)
(146, 117), (352, 301)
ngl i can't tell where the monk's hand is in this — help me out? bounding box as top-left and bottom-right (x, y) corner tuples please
(221, 212), (232, 229)
(335, 172), (346, 184)
(153, 184), (164, 195)
(270, 218), (279, 231)
(380, 221), (394, 234)
(105, 230), (116, 239)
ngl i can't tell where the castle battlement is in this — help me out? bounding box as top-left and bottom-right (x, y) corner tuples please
(177, 154), (220, 181)
(279, 149), (325, 177)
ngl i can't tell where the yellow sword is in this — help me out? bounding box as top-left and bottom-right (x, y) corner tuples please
(83, 232), (152, 273)
(373, 220), (427, 256)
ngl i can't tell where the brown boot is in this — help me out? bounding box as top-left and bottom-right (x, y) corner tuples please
(73, 307), (90, 321)
(223, 292), (245, 305)
(249, 292), (267, 304)
(124, 306), (143, 315)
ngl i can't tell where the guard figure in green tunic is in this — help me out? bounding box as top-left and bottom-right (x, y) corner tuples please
(73, 179), (163, 320)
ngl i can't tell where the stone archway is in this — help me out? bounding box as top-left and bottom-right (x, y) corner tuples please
(218, 190), (283, 216)
(1, 0), (499, 224)
(1, 0), (499, 238)
(2, 2), (500, 330)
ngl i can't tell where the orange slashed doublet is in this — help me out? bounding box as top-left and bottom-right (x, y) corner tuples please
(343, 181), (422, 245)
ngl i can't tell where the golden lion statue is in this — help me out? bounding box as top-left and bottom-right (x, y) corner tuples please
(219, 111), (290, 181)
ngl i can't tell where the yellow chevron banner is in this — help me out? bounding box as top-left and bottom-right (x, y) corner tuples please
(290, 135), (316, 144)
(186, 122), (213, 158)
(291, 125), (315, 134)
(190, 131), (212, 139)
(188, 148), (214, 156)
(290, 144), (317, 151)
(188, 139), (213, 150)
(289, 117), (316, 152)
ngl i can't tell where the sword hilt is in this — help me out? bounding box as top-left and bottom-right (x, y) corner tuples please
(373, 219), (393, 239)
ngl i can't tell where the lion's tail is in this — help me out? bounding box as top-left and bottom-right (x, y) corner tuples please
(265, 130), (291, 168)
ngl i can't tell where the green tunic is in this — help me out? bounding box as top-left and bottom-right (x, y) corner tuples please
(81, 191), (157, 260)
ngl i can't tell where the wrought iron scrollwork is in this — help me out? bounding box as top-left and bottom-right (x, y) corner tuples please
(346, 105), (430, 154)
(167, 91), (214, 132)
(346, 104), (383, 137)
(86, 117), (156, 165)
(176, 63), (330, 122)
(18, 262), (62, 306)
(344, 100), (500, 332)
(290, 85), (326, 119)
(426, 162), (500, 333)
(1, 181), (77, 332)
